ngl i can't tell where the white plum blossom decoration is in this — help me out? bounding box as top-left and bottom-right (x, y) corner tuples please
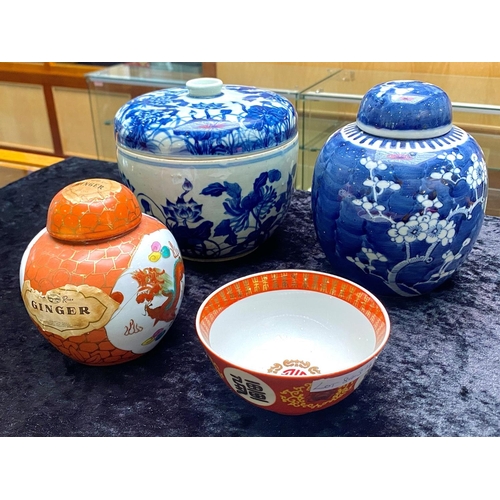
(438, 151), (464, 162)
(342, 151), (485, 296)
(361, 247), (388, 262)
(430, 168), (460, 181)
(430, 152), (463, 181)
(389, 212), (457, 246)
(347, 246), (388, 272)
(347, 255), (375, 271)
(388, 219), (427, 244)
(426, 217), (456, 246)
(360, 157), (388, 171)
(430, 238), (473, 279)
(363, 177), (401, 192)
(352, 196), (386, 212)
(466, 154), (486, 189)
(416, 194), (443, 210)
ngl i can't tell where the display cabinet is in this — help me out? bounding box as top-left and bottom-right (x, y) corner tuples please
(300, 68), (500, 214)
(215, 63), (340, 105)
(0, 62), (104, 158)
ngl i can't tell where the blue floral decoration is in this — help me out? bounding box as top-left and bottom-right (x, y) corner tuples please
(114, 85), (297, 157)
(127, 165), (296, 259)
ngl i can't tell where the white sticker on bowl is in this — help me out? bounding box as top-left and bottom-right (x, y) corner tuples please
(310, 358), (377, 393)
(223, 367), (276, 406)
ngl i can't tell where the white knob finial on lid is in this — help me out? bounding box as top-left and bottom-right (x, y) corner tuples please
(186, 78), (223, 97)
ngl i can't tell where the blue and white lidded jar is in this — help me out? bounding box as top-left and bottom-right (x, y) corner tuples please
(312, 80), (488, 297)
(114, 78), (298, 261)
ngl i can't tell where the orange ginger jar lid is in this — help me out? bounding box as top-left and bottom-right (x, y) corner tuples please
(47, 178), (142, 242)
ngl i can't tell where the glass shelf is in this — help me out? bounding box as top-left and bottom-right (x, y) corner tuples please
(86, 62), (203, 88)
(215, 63), (341, 102)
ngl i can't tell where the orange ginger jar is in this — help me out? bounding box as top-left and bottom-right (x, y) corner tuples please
(19, 178), (185, 365)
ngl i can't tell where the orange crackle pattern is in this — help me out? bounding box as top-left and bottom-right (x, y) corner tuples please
(47, 179), (142, 242)
(24, 215), (162, 365)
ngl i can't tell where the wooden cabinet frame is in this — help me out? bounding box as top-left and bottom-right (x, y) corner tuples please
(0, 62), (216, 158)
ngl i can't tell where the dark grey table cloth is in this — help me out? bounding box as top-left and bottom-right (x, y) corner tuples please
(1, 157), (499, 436)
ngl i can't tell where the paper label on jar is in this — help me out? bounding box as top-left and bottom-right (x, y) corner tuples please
(310, 358), (377, 393)
(22, 281), (119, 338)
(61, 179), (121, 203)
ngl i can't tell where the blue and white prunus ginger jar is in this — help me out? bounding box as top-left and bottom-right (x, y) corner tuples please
(114, 78), (298, 261)
(311, 80), (488, 297)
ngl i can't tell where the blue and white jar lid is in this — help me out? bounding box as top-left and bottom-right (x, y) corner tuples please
(356, 80), (453, 140)
(114, 78), (297, 157)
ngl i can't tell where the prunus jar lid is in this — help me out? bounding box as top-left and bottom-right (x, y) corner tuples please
(356, 80), (453, 140)
(114, 78), (297, 157)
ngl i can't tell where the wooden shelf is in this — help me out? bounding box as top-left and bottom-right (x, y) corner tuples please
(0, 148), (62, 170)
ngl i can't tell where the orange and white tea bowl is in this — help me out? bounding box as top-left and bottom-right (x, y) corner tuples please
(196, 270), (390, 415)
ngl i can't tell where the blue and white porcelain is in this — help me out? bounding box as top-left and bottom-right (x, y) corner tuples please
(312, 80), (488, 297)
(115, 78), (298, 261)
